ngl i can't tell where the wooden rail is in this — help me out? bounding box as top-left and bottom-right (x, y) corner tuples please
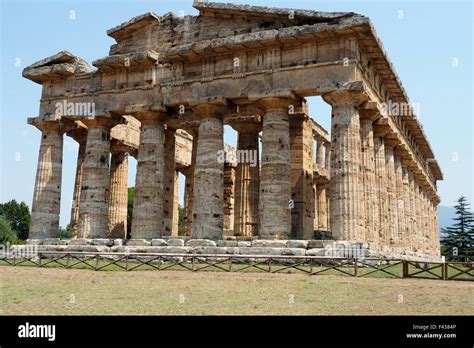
(0, 251), (472, 281)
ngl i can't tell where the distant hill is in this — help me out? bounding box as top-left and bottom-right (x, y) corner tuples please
(438, 205), (456, 230)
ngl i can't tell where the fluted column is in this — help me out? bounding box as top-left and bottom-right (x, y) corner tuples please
(107, 152), (128, 238)
(70, 138), (86, 239)
(323, 90), (367, 240)
(401, 165), (411, 250)
(408, 171), (418, 251)
(384, 139), (399, 246)
(191, 104), (225, 239)
(373, 132), (388, 247)
(185, 131), (198, 236)
(131, 112), (165, 239)
(315, 138), (324, 168)
(233, 126), (260, 237)
(253, 94), (295, 239)
(78, 118), (113, 238)
(163, 128), (178, 236)
(359, 112), (379, 245)
(290, 115), (315, 239)
(316, 183), (329, 231)
(393, 153), (406, 247)
(29, 121), (64, 239)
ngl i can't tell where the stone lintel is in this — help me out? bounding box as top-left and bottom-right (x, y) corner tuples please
(28, 116), (74, 133)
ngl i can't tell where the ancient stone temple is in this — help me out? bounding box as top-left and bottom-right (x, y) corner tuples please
(23, 1), (443, 258)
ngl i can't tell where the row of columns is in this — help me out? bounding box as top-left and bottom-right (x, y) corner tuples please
(29, 91), (440, 255)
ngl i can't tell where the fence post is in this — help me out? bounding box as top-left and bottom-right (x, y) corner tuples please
(443, 262), (447, 280)
(125, 255), (129, 271)
(354, 258), (358, 277)
(94, 254), (99, 270)
(402, 261), (408, 278)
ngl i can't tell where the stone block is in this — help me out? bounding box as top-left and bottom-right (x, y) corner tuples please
(113, 239), (124, 246)
(91, 238), (114, 246)
(127, 239), (151, 246)
(305, 248), (327, 256)
(202, 246), (227, 255)
(151, 239), (168, 246)
(281, 248), (306, 256)
(167, 239), (185, 247)
(42, 238), (60, 245)
(307, 240), (324, 249)
(226, 247), (239, 254)
(186, 239), (217, 247)
(286, 240), (308, 249)
(153, 246), (191, 254)
(70, 239), (92, 245)
(238, 247), (283, 256)
(237, 241), (251, 247)
(58, 239), (70, 245)
(251, 240), (288, 248)
(26, 239), (43, 245)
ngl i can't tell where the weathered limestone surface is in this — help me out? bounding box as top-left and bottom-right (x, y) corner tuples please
(29, 121), (64, 239)
(78, 119), (112, 239)
(23, 2), (444, 258)
(323, 90), (367, 241)
(131, 113), (165, 239)
(255, 95), (294, 239)
(107, 152), (128, 238)
(233, 128), (259, 237)
(162, 128), (178, 236)
(191, 104), (225, 240)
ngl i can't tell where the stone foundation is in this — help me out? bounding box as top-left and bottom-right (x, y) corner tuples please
(25, 238), (442, 262)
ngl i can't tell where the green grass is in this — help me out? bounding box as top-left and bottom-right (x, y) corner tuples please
(1, 265), (473, 315)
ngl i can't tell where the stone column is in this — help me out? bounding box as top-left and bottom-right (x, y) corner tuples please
(290, 115), (315, 239)
(107, 152), (128, 238)
(322, 90), (367, 240)
(29, 121), (64, 239)
(384, 139), (399, 246)
(408, 171), (418, 251)
(413, 182), (422, 251)
(432, 200), (440, 256)
(223, 162), (236, 234)
(401, 165), (412, 250)
(191, 104), (225, 240)
(78, 118), (112, 238)
(359, 113), (379, 245)
(185, 131), (198, 236)
(253, 94), (295, 239)
(373, 132), (388, 247)
(70, 139), (86, 239)
(393, 153), (406, 248)
(131, 112), (165, 239)
(315, 138), (324, 169)
(233, 126), (260, 236)
(316, 182), (329, 231)
(163, 128), (178, 236)
(324, 143), (331, 171)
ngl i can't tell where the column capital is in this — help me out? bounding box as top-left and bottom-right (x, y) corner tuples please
(190, 96), (230, 119)
(28, 116), (73, 134)
(80, 113), (124, 129)
(322, 89), (368, 107)
(359, 101), (381, 121)
(249, 89), (300, 111)
(126, 103), (168, 123)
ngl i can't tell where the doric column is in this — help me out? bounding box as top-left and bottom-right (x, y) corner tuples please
(191, 103), (226, 239)
(233, 125), (260, 237)
(316, 182), (329, 231)
(131, 111), (165, 239)
(432, 199), (440, 256)
(401, 165), (412, 250)
(69, 135), (86, 239)
(290, 114), (315, 239)
(324, 143), (331, 171)
(373, 130), (388, 247)
(315, 137), (324, 168)
(359, 109), (379, 245)
(223, 162), (236, 234)
(251, 92), (296, 239)
(29, 120), (64, 239)
(107, 152), (128, 238)
(421, 189), (429, 254)
(383, 139), (399, 246)
(78, 117), (114, 238)
(185, 130), (198, 236)
(322, 90), (368, 240)
(413, 182), (422, 251)
(407, 171), (418, 251)
(393, 153), (406, 248)
(163, 127), (178, 236)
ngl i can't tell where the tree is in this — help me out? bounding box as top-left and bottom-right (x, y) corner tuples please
(0, 200), (31, 240)
(127, 187), (135, 239)
(178, 205), (185, 236)
(58, 224), (71, 239)
(0, 215), (17, 245)
(441, 196), (474, 261)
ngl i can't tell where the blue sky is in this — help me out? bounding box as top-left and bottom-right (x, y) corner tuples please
(0, 0), (472, 227)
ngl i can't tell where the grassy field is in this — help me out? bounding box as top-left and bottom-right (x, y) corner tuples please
(1, 265), (473, 315)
